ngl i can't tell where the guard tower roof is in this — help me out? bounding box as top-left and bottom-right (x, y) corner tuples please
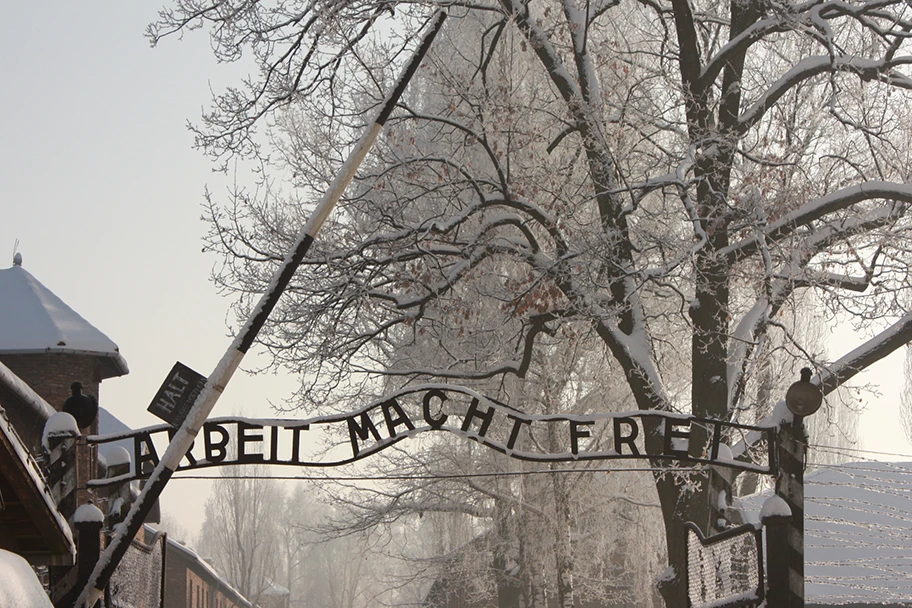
(0, 259), (128, 379)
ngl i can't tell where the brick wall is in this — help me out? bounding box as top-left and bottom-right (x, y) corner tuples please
(164, 543), (190, 608)
(1, 352), (105, 507)
(0, 352), (101, 422)
(165, 541), (253, 608)
(188, 569), (206, 607)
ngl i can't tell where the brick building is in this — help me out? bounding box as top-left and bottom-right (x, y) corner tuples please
(0, 256), (265, 608)
(0, 255), (132, 606)
(0, 256), (129, 507)
(164, 539), (252, 608)
(0, 256), (129, 422)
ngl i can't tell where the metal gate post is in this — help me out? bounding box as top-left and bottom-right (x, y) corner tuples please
(776, 367), (822, 608)
(762, 500), (791, 607)
(775, 419), (806, 607)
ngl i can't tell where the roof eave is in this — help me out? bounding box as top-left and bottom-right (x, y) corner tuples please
(0, 349), (129, 379)
(0, 412), (76, 563)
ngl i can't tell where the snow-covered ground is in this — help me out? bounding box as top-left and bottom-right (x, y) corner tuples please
(0, 549), (54, 608)
(743, 461), (912, 604)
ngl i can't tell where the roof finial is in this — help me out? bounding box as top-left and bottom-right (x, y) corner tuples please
(12, 252), (22, 266)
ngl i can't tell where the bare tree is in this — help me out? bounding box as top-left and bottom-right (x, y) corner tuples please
(152, 0), (912, 605)
(150, 509), (192, 544)
(198, 465), (284, 606)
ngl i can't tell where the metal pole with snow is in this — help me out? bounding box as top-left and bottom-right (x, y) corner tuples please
(74, 10), (447, 607)
(776, 368), (823, 608)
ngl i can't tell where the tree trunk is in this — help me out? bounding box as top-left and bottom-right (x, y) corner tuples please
(655, 471), (707, 608)
(519, 471), (547, 608)
(494, 498), (521, 608)
(549, 419), (575, 608)
(552, 473), (575, 608)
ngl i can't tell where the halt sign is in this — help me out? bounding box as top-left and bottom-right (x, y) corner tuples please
(147, 362), (207, 427)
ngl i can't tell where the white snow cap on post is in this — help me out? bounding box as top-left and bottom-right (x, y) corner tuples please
(73, 503), (105, 524)
(760, 495), (792, 520)
(42, 411), (80, 451)
(104, 446), (131, 468)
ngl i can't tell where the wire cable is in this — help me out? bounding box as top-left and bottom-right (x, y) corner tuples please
(164, 465), (703, 482)
(810, 443), (912, 460)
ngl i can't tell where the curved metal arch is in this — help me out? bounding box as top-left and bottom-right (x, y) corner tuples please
(88, 385), (776, 488)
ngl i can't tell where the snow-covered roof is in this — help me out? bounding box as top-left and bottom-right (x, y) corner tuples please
(166, 539), (253, 608)
(259, 579), (290, 596)
(743, 461), (912, 604)
(0, 404), (75, 562)
(0, 262), (128, 379)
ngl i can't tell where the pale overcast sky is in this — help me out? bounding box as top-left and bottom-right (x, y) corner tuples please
(0, 3), (297, 536)
(2, 2), (911, 537)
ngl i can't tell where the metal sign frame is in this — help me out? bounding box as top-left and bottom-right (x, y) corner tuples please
(146, 362), (207, 428)
(88, 385), (777, 487)
(685, 521), (765, 608)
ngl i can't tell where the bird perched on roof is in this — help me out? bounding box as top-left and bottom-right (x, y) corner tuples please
(63, 382), (98, 429)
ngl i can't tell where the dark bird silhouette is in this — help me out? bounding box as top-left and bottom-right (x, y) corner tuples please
(63, 382), (98, 429)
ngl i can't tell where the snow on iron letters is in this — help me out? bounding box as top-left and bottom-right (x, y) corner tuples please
(89, 385), (773, 486)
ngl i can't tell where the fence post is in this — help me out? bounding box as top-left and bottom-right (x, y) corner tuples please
(762, 495), (792, 606)
(776, 417), (806, 608)
(777, 367), (822, 608)
(103, 447), (134, 526)
(44, 413), (80, 520)
(74, 504), (105, 608)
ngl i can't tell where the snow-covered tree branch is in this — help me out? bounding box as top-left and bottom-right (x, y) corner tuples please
(154, 0), (912, 605)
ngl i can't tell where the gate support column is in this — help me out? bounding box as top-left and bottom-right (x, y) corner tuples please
(774, 423), (806, 608)
(777, 367), (822, 608)
(762, 495), (792, 606)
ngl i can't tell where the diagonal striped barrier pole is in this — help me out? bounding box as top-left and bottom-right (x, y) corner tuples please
(73, 10), (447, 607)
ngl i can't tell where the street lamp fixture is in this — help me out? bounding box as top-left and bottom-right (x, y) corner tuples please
(785, 368), (822, 417)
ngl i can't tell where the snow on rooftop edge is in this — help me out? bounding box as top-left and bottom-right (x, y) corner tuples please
(166, 538), (252, 606)
(0, 407), (75, 555)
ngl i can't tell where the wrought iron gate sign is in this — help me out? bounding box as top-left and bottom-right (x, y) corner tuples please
(87, 385), (774, 487)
